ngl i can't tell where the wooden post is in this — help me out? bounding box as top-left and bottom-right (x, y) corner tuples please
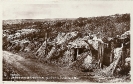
(75, 44), (78, 60)
(77, 48), (79, 58)
(45, 31), (47, 55)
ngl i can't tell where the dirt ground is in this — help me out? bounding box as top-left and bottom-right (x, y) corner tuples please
(3, 51), (131, 82)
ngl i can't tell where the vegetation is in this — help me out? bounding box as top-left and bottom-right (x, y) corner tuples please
(3, 13), (130, 38)
(2, 14), (130, 82)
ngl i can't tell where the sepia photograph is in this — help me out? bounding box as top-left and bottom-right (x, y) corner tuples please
(2, 1), (132, 83)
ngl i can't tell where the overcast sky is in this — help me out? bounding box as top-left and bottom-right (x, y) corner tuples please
(2, 1), (133, 20)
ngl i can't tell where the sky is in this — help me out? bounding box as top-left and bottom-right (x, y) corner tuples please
(2, 1), (133, 20)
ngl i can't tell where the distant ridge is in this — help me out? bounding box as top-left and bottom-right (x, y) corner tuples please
(3, 13), (129, 25)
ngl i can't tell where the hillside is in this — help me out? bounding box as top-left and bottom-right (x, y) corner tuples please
(3, 14), (130, 37)
(2, 13), (130, 82)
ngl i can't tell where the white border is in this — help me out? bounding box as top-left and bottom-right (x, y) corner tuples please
(1, 0), (133, 84)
